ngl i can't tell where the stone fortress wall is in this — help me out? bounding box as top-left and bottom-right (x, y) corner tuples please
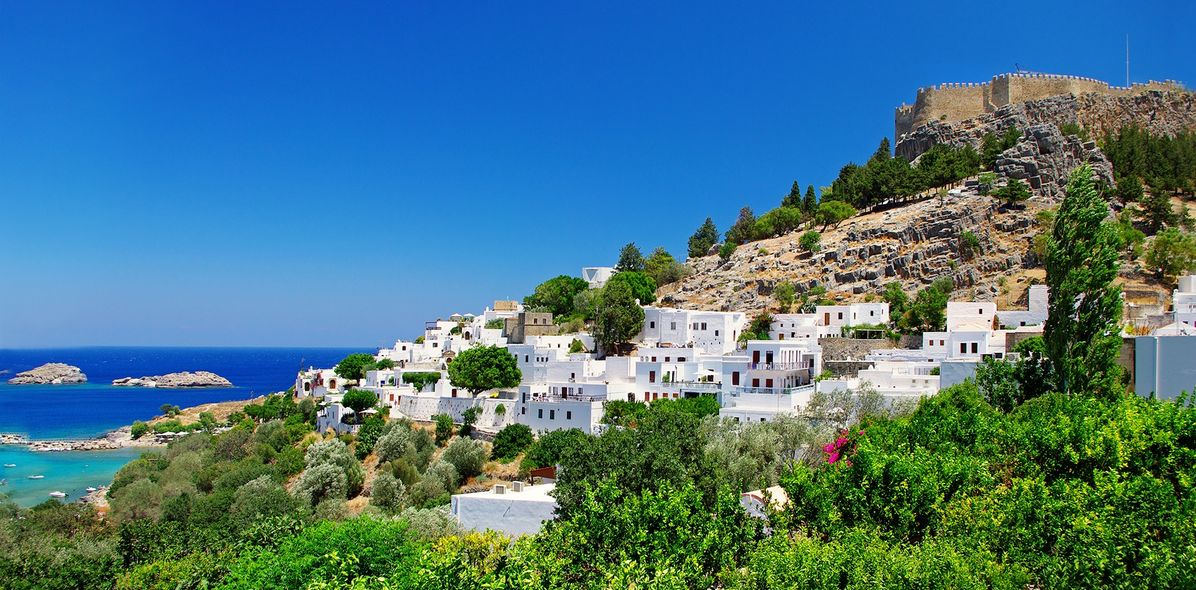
(895, 73), (1183, 140)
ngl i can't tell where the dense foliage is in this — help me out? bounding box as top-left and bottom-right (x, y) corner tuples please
(522, 275), (589, 318)
(446, 346), (521, 396)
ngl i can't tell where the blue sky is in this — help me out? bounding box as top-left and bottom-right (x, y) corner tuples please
(2, 1), (1193, 348)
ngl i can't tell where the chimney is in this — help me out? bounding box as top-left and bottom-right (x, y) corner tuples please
(494, 484), (506, 495)
(512, 481), (524, 492)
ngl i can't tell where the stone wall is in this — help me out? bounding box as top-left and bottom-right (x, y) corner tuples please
(895, 72), (1183, 139)
(819, 337), (897, 362)
(392, 394), (516, 434)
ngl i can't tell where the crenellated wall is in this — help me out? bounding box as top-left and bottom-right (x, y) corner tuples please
(895, 73), (1183, 139)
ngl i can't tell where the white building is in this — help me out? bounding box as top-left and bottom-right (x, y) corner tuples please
(581, 267), (615, 289)
(814, 302), (890, 331)
(996, 285), (1049, 329)
(639, 307), (747, 355)
(1157, 275), (1196, 335)
(718, 340), (820, 423)
(451, 482), (558, 536)
(769, 313), (838, 342)
(295, 367), (345, 398)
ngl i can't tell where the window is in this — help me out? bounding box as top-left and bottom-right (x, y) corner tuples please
(522, 407), (526, 415)
(650, 321), (656, 328)
(670, 321), (677, 330)
(678, 357), (686, 362)
(837, 312), (843, 320)
(971, 342), (978, 354)
(732, 371), (740, 385)
(715, 330), (719, 336)
(550, 410), (555, 420)
(765, 378), (774, 387)
(665, 357), (671, 362)
(651, 356), (657, 362)
(701, 322), (707, 330)
(649, 371), (656, 383)
(752, 378), (760, 387)
(537, 409), (543, 418)
(566, 411), (572, 420)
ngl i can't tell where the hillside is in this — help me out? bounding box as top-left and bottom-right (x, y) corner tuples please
(663, 87), (1196, 321)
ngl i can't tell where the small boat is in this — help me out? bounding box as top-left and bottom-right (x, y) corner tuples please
(27, 475), (44, 479)
(48, 491), (67, 498)
(2, 464), (14, 468)
(85, 487), (97, 492)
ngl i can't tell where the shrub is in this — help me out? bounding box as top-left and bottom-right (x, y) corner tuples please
(459, 407), (482, 438)
(401, 371), (441, 392)
(370, 472), (405, 513)
(441, 438), (487, 482)
(718, 242), (736, 261)
(960, 230), (982, 258)
(799, 230), (822, 253)
(292, 463), (347, 507)
(433, 414), (454, 445)
(491, 424), (534, 461)
(130, 421), (149, 440)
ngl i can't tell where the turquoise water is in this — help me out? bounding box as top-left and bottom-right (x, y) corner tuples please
(0, 445), (149, 506)
(0, 347), (361, 506)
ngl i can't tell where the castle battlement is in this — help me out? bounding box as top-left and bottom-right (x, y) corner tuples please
(895, 72), (1185, 140)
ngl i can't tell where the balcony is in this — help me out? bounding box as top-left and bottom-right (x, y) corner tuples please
(729, 384), (815, 396)
(750, 362), (812, 372)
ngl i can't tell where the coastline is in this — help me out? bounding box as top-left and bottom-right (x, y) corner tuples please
(2, 395), (267, 453)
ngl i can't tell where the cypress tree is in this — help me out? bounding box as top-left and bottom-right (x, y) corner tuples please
(616, 242), (645, 273)
(1043, 164), (1124, 399)
(782, 181), (803, 209)
(802, 185), (817, 214)
(687, 218), (719, 259)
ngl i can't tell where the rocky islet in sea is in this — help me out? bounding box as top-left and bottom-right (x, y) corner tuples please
(111, 371), (232, 388)
(6, 363), (88, 385)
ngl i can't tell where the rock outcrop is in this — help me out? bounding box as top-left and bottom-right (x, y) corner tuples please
(895, 90), (1195, 199)
(660, 189), (1044, 316)
(7, 363), (87, 385)
(112, 371), (232, 388)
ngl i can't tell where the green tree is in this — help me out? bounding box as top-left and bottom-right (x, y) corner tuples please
(592, 278), (645, 355)
(977, 171), (997, 195)
(433, 414), (454, 446)
(802, 185), (818, 214)
(491, 423), (534, 461)
(1116, 174), (1144, 203)
(754, 207), (804, 239)
(725, 206), (757, 245)
(616, 242), (645, 272)
(782, 180), (803, 208)
(959, 230), (981, 259)
(605, 270), (657, 305)
(524, 275), (589, 317)
(994, 178), (1032, 207)
(373, 358), (396, 370)
(816, 200), (857, 230)
(902, 277), (953, 332)
(402, 371), (442, 392)
(447, 346), (521, 396)
(334, 353), (376, 382)
(341, 389), (378, 415)
(774, 282), (796, 313)
(1137, 187), (1178, 233)
(1144, 227), (1196, 283)
(644, 247), (688, 286)
(130, 421), (149, 440)
(882, 283), (909, 319)
(687, 217), (719, 259)
(1044, 164), (1124, 398)
(441, 438), (487, 481)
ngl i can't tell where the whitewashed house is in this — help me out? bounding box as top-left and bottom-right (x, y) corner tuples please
(718, 340), (820, 423)
(639, 307), (747, 355)
(814, 302), (890, 332)
(996, 285), (1049, 329)
(451, 482), (558, 536)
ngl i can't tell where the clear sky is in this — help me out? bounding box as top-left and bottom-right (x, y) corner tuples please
(2, 1), (1194, 348)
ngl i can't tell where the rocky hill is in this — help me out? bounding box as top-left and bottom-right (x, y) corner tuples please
(8, 363), (87, 385)
(662, 86), (1196, 323)
(661, 187), (1044, 313)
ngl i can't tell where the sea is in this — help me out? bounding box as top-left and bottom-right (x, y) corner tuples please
(0, 346), (361, 506)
